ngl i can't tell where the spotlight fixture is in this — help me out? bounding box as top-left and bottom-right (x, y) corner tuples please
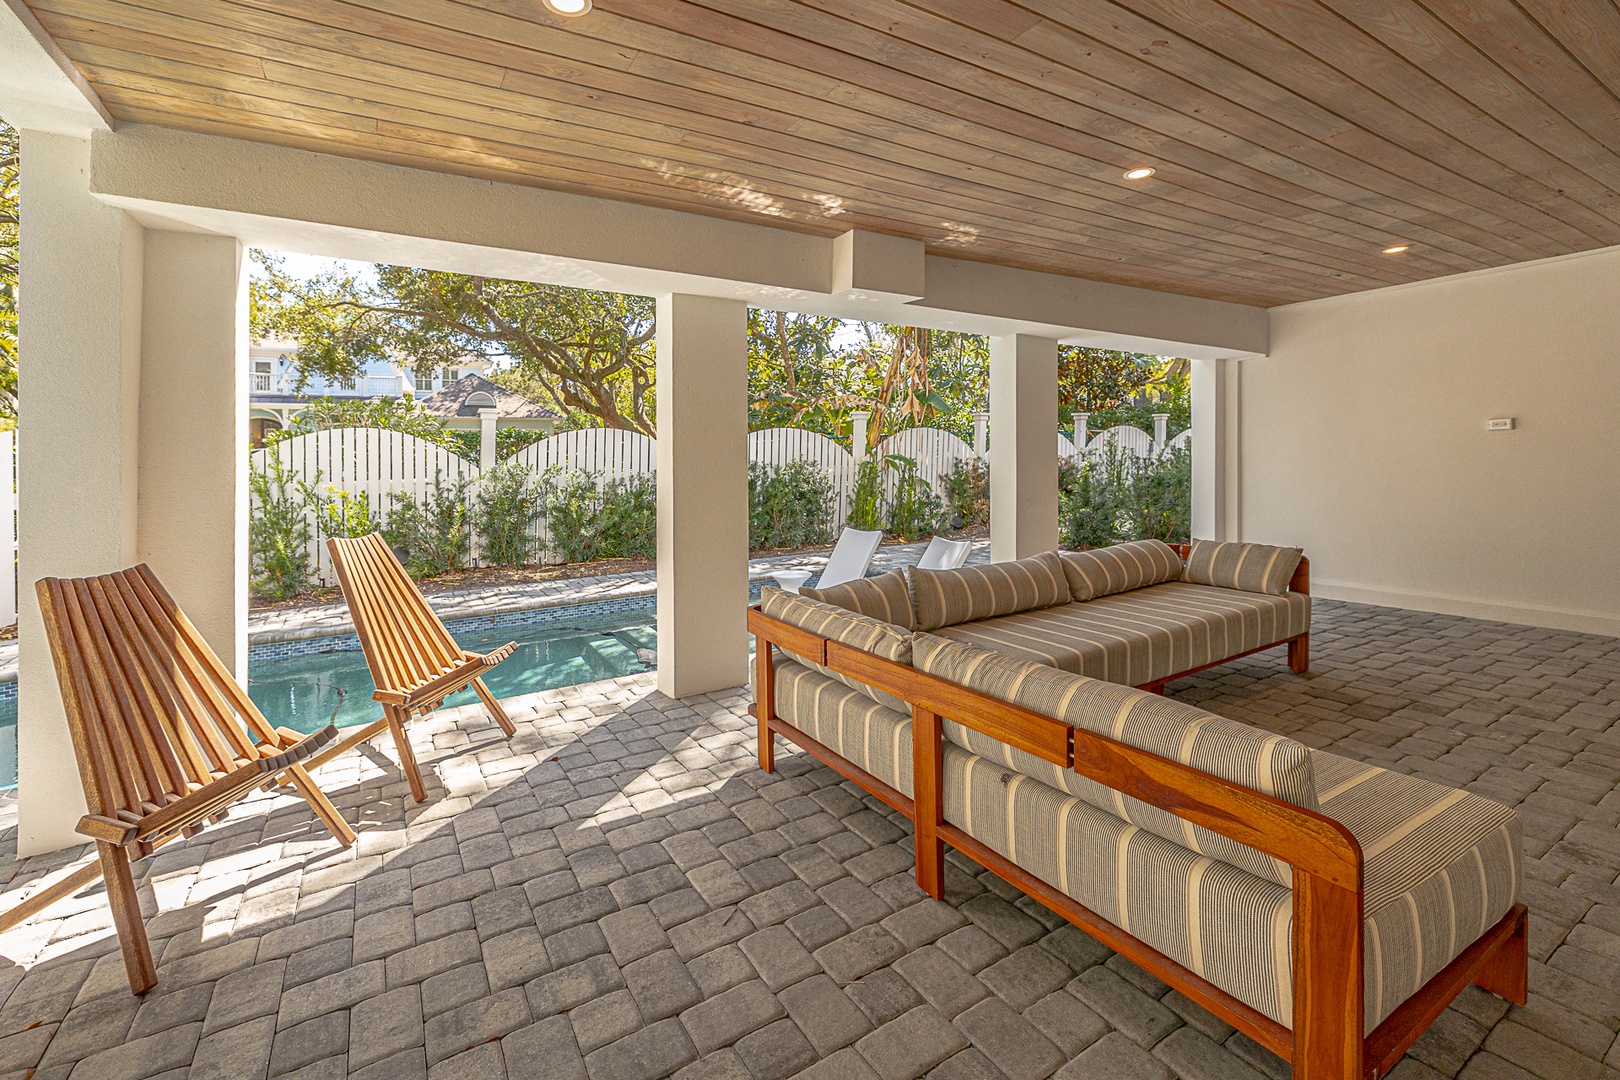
(1123, 167), (1156, 180)
(1382, 244), (1409, 255)
(543, 0), (590, 14)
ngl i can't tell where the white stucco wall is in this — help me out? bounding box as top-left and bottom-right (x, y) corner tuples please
(1240, 245), (1620, 636)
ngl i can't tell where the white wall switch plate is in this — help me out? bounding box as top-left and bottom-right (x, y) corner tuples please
(1486, 417), (1515, 431)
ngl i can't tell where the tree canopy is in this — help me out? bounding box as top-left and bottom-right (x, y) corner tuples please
(249, 249), (1188, 443)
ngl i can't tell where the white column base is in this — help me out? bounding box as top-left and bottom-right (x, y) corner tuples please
(989, 335), (1060, 561)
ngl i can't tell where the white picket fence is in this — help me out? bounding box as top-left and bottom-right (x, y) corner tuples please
(252, 420), (1186, 582)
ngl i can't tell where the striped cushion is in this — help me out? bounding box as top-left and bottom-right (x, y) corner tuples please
(945, 740), (1296, 1025)
(1059, 540), (1183, 602)
(759, 587), (913, 712)
(769, 661), (1521, 1032)
(800, 568), (915, 630)
(773, 660), (914, 797)
(1181, 539), (1302, 597)
(933, 581), (1309, 688)
(1312, 750), (1522, 1030)
(915, 633), (1316, 886)
(907, 550), (1070, 632)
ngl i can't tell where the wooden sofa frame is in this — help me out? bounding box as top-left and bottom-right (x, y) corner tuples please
(748, 605), (1527, 1080)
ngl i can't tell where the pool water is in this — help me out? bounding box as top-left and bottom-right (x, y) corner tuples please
(248, 603), (659, 735)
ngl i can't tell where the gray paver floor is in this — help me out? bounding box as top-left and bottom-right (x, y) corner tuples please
(0, 598), (1615, 1079)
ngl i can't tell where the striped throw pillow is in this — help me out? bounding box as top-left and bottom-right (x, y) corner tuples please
(907, 550), (1071, 632)
(1181, 539), (1302, 597)
(1058, 540), (1183, 601)
(759, 587), (913, 711)
(800, 568), (914, 630)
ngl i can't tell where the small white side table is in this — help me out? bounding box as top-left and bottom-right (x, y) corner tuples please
(771, 570), (814, 594)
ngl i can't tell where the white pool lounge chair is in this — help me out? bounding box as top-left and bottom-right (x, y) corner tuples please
(769, 528), (883, 592)
(915, 536), (972, 571)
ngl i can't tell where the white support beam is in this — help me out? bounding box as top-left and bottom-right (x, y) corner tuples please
(17, 132), (143, 856)
(656, 295), (749, 699)
(0, 0), (113, 136)
(989, 335), (1060, 562)
(137, 230), (249, 678)
(87, 126), (1268, 360)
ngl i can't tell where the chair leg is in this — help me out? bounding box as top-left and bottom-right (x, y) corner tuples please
(284, 763), (357, 847)
(385, 706), (428, 802)
(1289, 634), (1310, 674)
(97, 841), (156, 994)
(471, 677), (517, 737)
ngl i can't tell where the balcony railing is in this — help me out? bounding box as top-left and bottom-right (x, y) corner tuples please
(249, 373), (407, 398)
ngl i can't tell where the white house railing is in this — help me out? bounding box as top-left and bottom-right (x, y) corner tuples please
(250, 373), (408, 398)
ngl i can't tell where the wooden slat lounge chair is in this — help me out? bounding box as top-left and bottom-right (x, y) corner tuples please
(322, 533), (518, 802)
(33, 564), (355, 994)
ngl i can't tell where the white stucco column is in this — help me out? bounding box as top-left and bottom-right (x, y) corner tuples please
(655, 294), (749, 698)
(1191, 358), (1241, 541)
(137, 230), (249, 677)
(17, 132), (144, 855)
(988, 335), (1059, 561)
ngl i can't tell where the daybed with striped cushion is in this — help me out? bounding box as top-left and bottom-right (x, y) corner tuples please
(748, 580), (1529, 1080)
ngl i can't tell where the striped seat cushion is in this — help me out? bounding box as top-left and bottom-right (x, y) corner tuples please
(932, 581), (1309, 687)
(1312, 750), (1522, 1030)
(915, 633), (1316, 885)
(947, 739), (1297, 1025)
(800, 568), (915, 630)
(907, 550), (1071, 632)
(1181, 539), (1303, 597)
(1059, 540), (1183, 602)
(771, 659), (914, 797)
(759, 587), (913, 712)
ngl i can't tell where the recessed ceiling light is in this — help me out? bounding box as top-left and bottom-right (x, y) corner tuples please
(1123, 167), (1156, 180)
(544, 0), (591, 14)
(1382, 244), (1409, 254)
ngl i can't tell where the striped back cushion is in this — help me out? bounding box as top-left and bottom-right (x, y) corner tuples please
(800, 569), (914, 630)
(907, 550), (1070, 632)
(1181, 539), (1303, 597)
(914, 633), (1318, 885)
(759, 587), (912, 712)
(1058, 540), (1183, 602)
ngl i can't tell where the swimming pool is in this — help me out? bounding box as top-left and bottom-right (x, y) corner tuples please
(0, 598), (665, 791)
(248, 601), (659, 734)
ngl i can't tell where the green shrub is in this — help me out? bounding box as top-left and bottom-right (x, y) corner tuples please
(538, 468), (657, 562)
(307, 484), (373, 540)
(596, 475), (657, 560)
(846, 459), (884, 532)
(884, 456), (947, 541)
(749, 460), (834, 549)
(476, 461), (542, 568)
(249, 454), (314, 600)
(1059, 445), (1190, 549)
(941, 457), (989, 528)
(384, 470), (473, 576)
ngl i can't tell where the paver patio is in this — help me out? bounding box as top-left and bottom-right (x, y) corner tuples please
(0, 598), (1615, 1080)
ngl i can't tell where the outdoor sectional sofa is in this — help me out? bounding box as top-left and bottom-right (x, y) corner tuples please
(747, 540), (1527, 1080)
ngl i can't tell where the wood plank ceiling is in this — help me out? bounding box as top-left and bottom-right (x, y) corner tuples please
(22, 0), (1620, 306)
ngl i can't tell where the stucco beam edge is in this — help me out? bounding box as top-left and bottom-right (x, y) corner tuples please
(90, 124), (1269, 356)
